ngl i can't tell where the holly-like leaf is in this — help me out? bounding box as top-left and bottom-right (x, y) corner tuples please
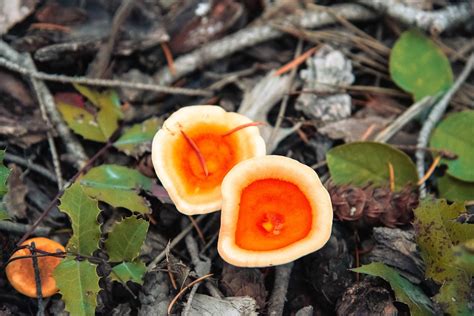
(430, 110), (474, 182)
(353, 262), (433, 316)
(57, 85), (123, 142)
(59, 183), (101, 256)
(390, 29), (453, 101)
(80, 165), (152, 214)
(414, 199), (474, 314)
(54, 258), (100, 316)
(111, 261), (146, 285)
(326, 142), (418, 190)
(114, 117), (162, 157)
(438, 175), (474, 202)
(105, 216), (149, 262)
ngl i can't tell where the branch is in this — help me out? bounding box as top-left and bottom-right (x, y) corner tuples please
(0, 56), (211, 97)
(416, 52), (474, 198)
(357, 0), (472, 34)
(153, 4), (374, 86)
(268, 262), (294, 316)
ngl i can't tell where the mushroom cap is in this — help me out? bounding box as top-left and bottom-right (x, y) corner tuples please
(151, 105), (266, 215)
(218, 155), (333, 267)
(6, 237), (65, 298)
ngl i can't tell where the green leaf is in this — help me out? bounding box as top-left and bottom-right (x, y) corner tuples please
(105, 216), (149, 262)
(326, 142), (418, 190)
(57, 85), (123, 142)
(353, 262), (433, 316)
(438, 175), (474, 202)
(414, 199), (474, 315)
(453, 239), (474, 275)
(0, 209), (8, 220)
(80, 165), (152, 214)
(57, 102), (108, 142)
(430, 110), (474, 182)
(111, 261), (146, 285)
(0, 149), (10, 196)
(54, 258), (100, 316)
(59, 183), (101, 256)
(390, 29), (453, 101)
(114, 117), (162, 157)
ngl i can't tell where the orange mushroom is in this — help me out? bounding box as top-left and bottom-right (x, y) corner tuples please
(151, 105), (266, 215)
(218, 155), (333, 267)
(6, 237), (65, 298)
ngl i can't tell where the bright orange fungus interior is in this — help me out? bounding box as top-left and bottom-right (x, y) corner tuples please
(235, 179), (313, 251)
(173, 123), (240, 194)
(6, 238), (64, 297)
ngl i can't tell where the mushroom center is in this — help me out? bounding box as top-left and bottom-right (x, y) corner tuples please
(235, 179), (312, 251)
(176, 125), (239, 193)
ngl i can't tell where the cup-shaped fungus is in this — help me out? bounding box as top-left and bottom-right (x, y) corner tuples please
(6, 237), (65, 298)
(218, 155), (333, 267)
(152, 105), (266, 215)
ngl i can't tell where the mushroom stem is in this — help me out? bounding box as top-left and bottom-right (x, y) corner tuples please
(180, 130), (209, 177)
(222, 122), (266, 137)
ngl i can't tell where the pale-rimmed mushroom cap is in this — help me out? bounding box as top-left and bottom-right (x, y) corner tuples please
(151, 105), (266, 215)
(218, 155), (333, 267)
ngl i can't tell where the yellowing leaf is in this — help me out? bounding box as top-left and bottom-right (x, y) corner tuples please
(57, 102), (107, 142)
(430, 110), (474, 182)
(353, 262), (433, 316)
(59, 183), (101, 256)
(80, 165), (152, 214)
(111, 261), (146, 285)
(54, 258), (100, 316)
(105, 216), (149, 262)
(390, 29), (453, 101)
(114, 117), (162, 157)
(57, 85), (123, 142)
(414, 199), (474, 315)
(327, 142), (418, 190)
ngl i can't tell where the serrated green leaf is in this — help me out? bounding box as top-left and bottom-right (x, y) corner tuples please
(54, 258), (100, 316)
(0, 149), (10, 196)
(114, 117), (162, 157)
(390, 29), (453, 101)
(80, 165), (152, 214)
(327, 142), (418, 190)
(438, 175), (474, 201)
(430, 111), (474, 182)
(59, 183), (101, 256)
(353, 262), (433, 316)
(111, 261), (146, 285)
(414, 199), (474, 315)
(105, 216), (149, 262)
(57, 102), (107, 142)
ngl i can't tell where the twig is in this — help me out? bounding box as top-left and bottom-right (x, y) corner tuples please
(25, 54), (64, 189)
(0, 56), (212, 97)
(16, 139), (115, 246)
(30, 242), (45, 316)
(4, 153), (57, 183)
(153, 4), (375, 86)
(167, 274), (213, 315)
(268, 40), (303, 151)
(0, 221), (51, 236)
(88, 0), (135, 78)
(356, 0), (472, 34)
(147, 215), (207, 272)
(416, 53), (474, 198)
(374, 95), (437, 143)
(0, 41), (90, 169)
(268, 262), (294, 316)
